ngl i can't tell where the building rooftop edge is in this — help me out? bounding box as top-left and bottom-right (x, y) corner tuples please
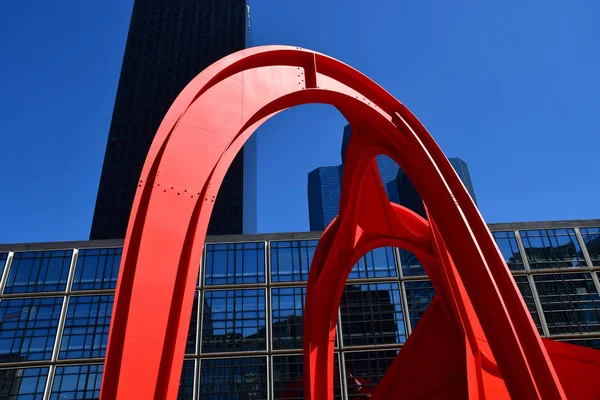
(0, 218), (599, 252)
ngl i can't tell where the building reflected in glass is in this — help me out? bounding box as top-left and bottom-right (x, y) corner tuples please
(0, 220), (599, 398)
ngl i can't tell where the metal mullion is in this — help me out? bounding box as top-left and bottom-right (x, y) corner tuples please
(195, 351), (269, 359)
(345, 277), (404, 285)
(0, 357), (106, 370)
(400, 274), (429, 281)
(575, 228), (600, 297)
(339, 351), (348, 400)
(548, 332), (600, 340)
(265, 240), (270, 286)
(514, 230), (531, 272)
(266, 286), (272, 353)
(65, 249), (79, 293)
(196, 355), (202, 400)
(198, 290), (205, 355)
(527, 274), (551, 337)
(266, 348), (272, 400)
(201, 282), (267, 290)
(400, 281), (413, 335)
(0, 251), (14, 295)
(340, 343), (403, 352)
(393, 247), (402, 280)
(191, 358), (198, 400)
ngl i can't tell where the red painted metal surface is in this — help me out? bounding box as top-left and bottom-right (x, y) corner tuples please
(100, 46), (600, 399)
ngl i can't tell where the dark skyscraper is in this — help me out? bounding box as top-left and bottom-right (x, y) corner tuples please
(396, 157), (477, 218)
(90, 0), (256, 240)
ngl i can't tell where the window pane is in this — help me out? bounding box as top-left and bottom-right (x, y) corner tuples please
(0, 366), (48, 399)
(492, 231), (524, 271)
(270, 240), (318, 283)
(580, 227), (600, 266)
(50, 364), (102, 400)
(200, 357), (267, 399)
(399, 249), (425, 277)
(73, 248), (122, 290)
(512, 276), (544, 334)
(404, 280), (436, 331)
(204, 242), (265, 285)
(520, 229), (586, 269)
(344, 350), (399, 399)
(202, 289), (266, 353)
(558, 338), (600, 350)
(534, 273), (600, 334)
(349, 247), (397, 279)
(178, 360), (195, 400)
(5, 251), (72, 294)
(340, 283), (406, 346)
(59, 295), (113, 359)
(272, 287), (305, 350)
(0, 297), (62, 361)
(273, 354), (341, 400)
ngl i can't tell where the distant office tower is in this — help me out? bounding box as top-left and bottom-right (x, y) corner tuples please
(309, 126), (477, 230)
(308, 125), (403, 231)
(90, 0), (256, 239)
(396, 157), (477, 218)
(307, 165), (344, 231)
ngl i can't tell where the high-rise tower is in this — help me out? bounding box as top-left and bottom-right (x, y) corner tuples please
(90, 0), (256, 239)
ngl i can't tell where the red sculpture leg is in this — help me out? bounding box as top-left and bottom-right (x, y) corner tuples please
(100, 46), (599, 400)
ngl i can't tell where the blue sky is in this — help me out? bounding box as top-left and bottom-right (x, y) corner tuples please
(0, 0), (599, 243)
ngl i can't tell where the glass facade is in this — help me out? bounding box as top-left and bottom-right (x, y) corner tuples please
(0, 221), (598, 398)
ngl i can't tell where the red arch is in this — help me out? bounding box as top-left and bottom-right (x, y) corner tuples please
(100, 46), (599, 399)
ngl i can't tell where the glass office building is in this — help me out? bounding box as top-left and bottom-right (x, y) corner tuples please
(309, 125), (477, 231)
(0, 220), (599, 399)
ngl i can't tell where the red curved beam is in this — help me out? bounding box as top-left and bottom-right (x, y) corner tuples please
(100, 45), (599, 399)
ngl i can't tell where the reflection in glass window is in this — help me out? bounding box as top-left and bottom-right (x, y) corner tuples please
(202, 289), (266, 353)
(178, 360), (195, 400)
(0, 366), (48, 399)
(73, 248), (122, 290)
(270, 240), (318, 282)
(520, 229), (586, 269)
(349, 247), (397, 279)
(559, 338), (600, 350)
(534, 273), (600, 335)
(200, 357), (267, 399)
(50, 364), (102, 399)
(344, 350), (399, 399)
(512, 276), (544, 334)
(5, 251), (72, 294)
(186, 292), (198, 355)
(404, 281), (436, 331)
(273, 354), (341, 400)
(204, 242), (265, 285)
(0, 252), (7, 277)
(580, 227), (600, 266)
(0, 297), (62, 361)
(492, 231), (524, 270)
(272, 287), (305, 350)
(399, 249), (425, 277)
(59, 295), (113, 359)
(340, 283), (406, 346)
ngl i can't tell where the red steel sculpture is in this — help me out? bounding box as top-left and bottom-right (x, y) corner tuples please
(100, 46), (600, 399)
